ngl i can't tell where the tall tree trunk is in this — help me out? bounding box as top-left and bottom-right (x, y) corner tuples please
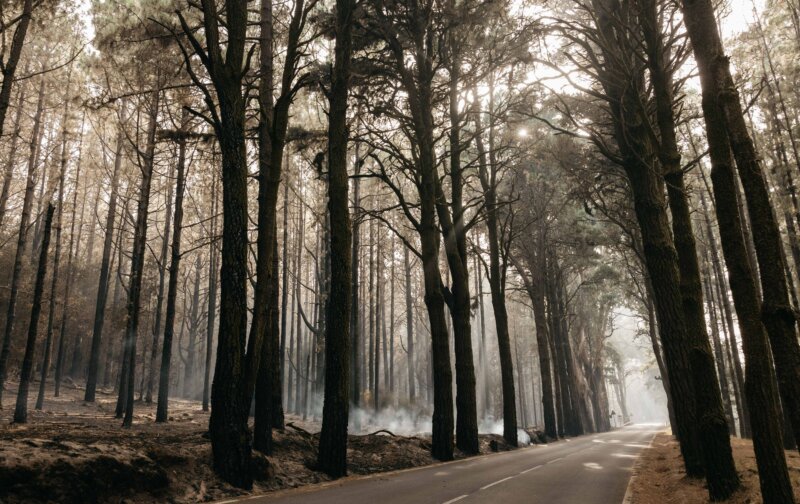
(679, 0), (794, 497)
(698, 183), (750, 437)
(0, 78), (45, 407)
(438, 44), (479, 454)
(0, 0), (33, 141)
(316, 215), (330, 400)
(119, 87), (160, 427)
(146, 161), (175, 403)
(287, 207), (299, 412)
(639, 1), (739, 494)
(252, 0), (306, 448)
(85, 126), (124, 402)
(0, 85), (26, 229)
(53, 112), (85, 397)
(156, 125), (188, 422)
(350, 152), (362, 418)
(13, 203), (54, 423)
(475, 102), (516, 447)
(370, 1), (456, 458)
(269, 234), (284, 428)
(589, 0), (709, 478)
(404, 246), (415, 401)
(294, 204), (306, 412)
(546, 256), (583, 437)
(184, 254), (202, 397)
(279, 178), (290, 411)
(682, 0), (800, 456)
(60, 158), (89, 386)
(374, 229), (382, 411)
(203, 172), (219, 412)
(389, 235), (395, 395)
(317, 0), (359, 460)
(36, 83), (73, 410)
(702, 259), (736, 433)
(513, 249), (558, 441)
(368, 216), (375, 399)
(476, 250), (489, 414)
(177, 0), (259, 486)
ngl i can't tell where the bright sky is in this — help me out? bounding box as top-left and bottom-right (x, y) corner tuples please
(721, 0), (764, 38)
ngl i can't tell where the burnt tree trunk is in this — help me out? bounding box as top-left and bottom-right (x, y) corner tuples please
(0, 0), (33, 141)
(36, 86), (72, 410)
(437, 42), (479, 454)
(184, 254), (202, 397)
(317, 0), (355, 473)
(14, 203), (54, 423)
(350, 152), (362, 416)
(0, 78), (45, 407)
(85, 126), (124, 402)
(146, 161), (175, 403)
(405, 246), (415, 401)
(203, 173), (219, 412)
(119, 87), (160, 428)
(0, 85), (26, 229)
(156, 124), (188, 422)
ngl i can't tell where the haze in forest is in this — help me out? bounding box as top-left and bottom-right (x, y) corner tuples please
(1, 0), (800, 503)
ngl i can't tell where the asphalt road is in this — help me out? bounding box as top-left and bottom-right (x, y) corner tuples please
(223, 424), (661, 504)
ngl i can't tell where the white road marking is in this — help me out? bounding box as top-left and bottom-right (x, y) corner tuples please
(480, 476), (513, 490)
(520, 465), (542, 474)
(442, 494), (469, 504)
(547, 457), (565, 464)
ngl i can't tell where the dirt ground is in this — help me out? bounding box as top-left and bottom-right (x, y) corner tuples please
(0, 380), (530, 503)
(629, 432), (800, 503)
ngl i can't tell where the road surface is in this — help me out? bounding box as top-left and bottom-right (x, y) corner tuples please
(222, 424), (661, 504)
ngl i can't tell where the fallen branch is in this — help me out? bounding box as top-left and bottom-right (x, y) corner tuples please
(286, 422), (315, 437)
(365, 429), (397, 437)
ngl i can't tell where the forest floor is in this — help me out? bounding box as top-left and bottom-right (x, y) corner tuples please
(0, 380), (537, 503)
(628, 432), (800, 503)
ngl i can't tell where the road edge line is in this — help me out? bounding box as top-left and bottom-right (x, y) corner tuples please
(621, 430), (660, 504)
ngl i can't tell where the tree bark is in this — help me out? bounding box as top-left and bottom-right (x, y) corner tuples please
(146, 160), (175, 403)
(119, 87), (160, 428)
(85, 125), (124, 402)
(36, 83), (73, 410)
(368, 0), (455, 459)
(184, 254), (202, 397)
(512, 249), (558, 441)
(0, 0), (33, 142)
(438, 42), (479, 454)
(404, 246), (415, 401)
(317, 0), (354, 473)
(639, 0), (738, 494)
(279, 177), (290, 414)
(0, 85), (26, 230)
(156, 123), (188, 422)
(53, 112), (85, 397)
(679, 0), (794, 498)
(350, 152), (362, 417)
(203, 172), (219, 412)
(682, 0), (800, 459)
(475, 102), (516, 446)
(0, 78), (45, 408)
(14, 203), (54, 423)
